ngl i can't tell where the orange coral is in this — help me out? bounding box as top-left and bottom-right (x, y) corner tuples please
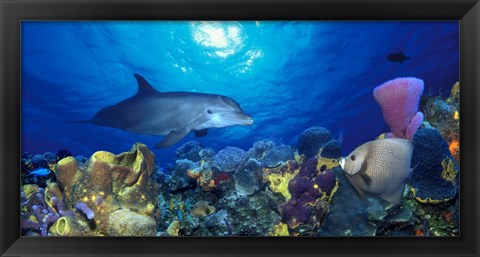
(449, 140), (459, 157)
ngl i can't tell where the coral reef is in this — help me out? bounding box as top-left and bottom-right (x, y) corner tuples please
(421, 82), (460, 161)
(20, 112), (459, 237)
(410, 128), (458, 203)
(373, 77), (424, 140)
(175, 141), (214, 162)
(21, 143), (159, 236)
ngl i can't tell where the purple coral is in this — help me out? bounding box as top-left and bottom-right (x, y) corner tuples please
(298, 157), (317, 178)
(281, 200), (312, 228)
(288, 176), (310, 199)
(313, 169), (337, 196)
(75, 202), (95, 220)
(282, 156), (338, 230)
(22, 189), (61, 236)
(373, 77), (424, 140)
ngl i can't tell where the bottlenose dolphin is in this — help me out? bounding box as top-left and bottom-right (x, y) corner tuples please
(73, 74), (253, 148)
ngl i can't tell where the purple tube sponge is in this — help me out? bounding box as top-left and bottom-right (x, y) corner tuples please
(373, 77), (424, 140)
(75, 202), (95, 220)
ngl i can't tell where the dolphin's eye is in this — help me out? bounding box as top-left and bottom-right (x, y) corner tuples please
(350, 155), (356, 161)
(207, 109), (213, 114)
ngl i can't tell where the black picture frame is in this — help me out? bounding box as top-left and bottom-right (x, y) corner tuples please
(1, 0), (479, 256)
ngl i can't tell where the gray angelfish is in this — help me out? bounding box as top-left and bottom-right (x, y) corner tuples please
(71, 74), (254, 148)
(339, 138), (414, 204)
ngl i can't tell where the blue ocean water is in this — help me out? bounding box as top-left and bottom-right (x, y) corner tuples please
(21, 21), (459, 165)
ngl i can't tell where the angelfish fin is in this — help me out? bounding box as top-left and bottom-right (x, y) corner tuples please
(155, 128), (190, 148)
(345, 174), (369, 204)
(194, 129), (208, 137)
(379, 185), (405, 204)
(359, 173), (373, 187)
(356, 160), (372, 187)
(408, 162), (420, 182)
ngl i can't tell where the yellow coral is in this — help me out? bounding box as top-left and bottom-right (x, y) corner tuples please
(50, 217), (71, 236)
(189, 200), (215, 218)
(447, 82), (460, 103)
(44, 182), (63, 210)
(410, 187), (445, 204)
(22, 184), (38, 199)
(263, 167), (298, 201)
(294, 151), (304, 164)
(441, 158), (458, 182)
(28, 214), (38, 223)
(316, 157), (340, 172)
(167, 220), (180, 236)
(376, 133), (387, 140)
(269, 222), (290, 236)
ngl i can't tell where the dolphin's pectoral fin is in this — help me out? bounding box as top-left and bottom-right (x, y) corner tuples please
(194, 129), (208, 137)
(155, 128), (190, 148)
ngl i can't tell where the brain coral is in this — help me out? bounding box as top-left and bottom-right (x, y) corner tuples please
(297, 127), (333, 158)
(213, 146), (249, 173)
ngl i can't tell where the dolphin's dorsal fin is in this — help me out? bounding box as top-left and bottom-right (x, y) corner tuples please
(133, 74), (160, 96)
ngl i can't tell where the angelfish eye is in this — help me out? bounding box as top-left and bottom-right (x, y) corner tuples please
(350, 155), (356, 161)
(207, 109), (213, 114)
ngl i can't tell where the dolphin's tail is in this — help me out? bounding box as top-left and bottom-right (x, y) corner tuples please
(67, 119), (93, 124)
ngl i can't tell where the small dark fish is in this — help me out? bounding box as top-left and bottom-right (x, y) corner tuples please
(27, 168), (51, 177)
(387, 51), (410, 63)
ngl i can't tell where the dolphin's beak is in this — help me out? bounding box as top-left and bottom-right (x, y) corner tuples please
(220, 112), (254, 125)
(244, 115), (254, 125)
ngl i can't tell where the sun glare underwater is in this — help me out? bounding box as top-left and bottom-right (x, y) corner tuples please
(21, 21), (460, 237)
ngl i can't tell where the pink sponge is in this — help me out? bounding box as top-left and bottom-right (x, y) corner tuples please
(373, 77), (424, 140)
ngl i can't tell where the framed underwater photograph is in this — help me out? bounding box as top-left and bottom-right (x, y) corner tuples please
(1, 0), (479, 256)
